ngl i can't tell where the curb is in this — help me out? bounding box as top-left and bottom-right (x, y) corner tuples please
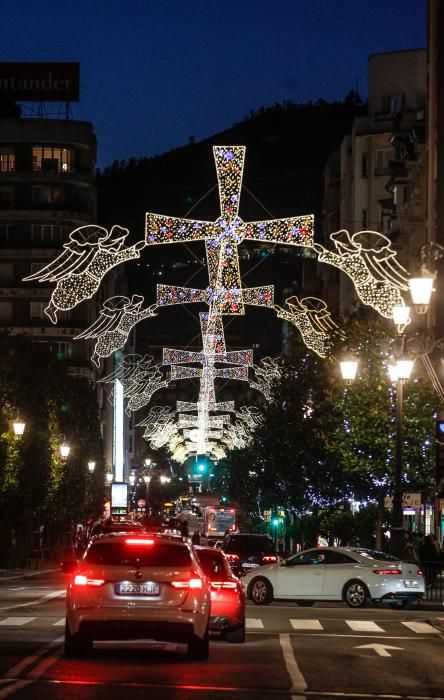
(0, 567), (60, 582)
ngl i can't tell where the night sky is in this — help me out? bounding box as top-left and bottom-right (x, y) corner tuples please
(4, 0), (426, 169)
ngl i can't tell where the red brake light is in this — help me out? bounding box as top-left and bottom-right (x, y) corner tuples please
(262, 555), (278, 563)
(416, 568), (424, 576)
(171, 577), (202, 590)
(125, 538), (155, 545)
(225, 553), (239, 561)
(210, 580), (237, 590)
(372, 569), (402, 575)
(73, 574), (105, 587)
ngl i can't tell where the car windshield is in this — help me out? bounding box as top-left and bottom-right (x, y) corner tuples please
(351, 548), (400, 562)
(194, 549), (229, 578)
(85, 541), (191, 567)
(225, 537), (275, 555)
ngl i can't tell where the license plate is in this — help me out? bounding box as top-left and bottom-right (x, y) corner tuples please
(115, 582), (160, 595)
(242, 563), (259, 568)
(404, 579), (419, 588)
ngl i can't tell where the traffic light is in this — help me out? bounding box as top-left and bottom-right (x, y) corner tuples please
(272, 518), (280, 527)
(436, 419), (444, 496)
(197, 463), (206, 473)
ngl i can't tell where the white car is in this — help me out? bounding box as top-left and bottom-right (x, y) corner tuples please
(64, 533), (211, 658)
(243, 546), (425, 609)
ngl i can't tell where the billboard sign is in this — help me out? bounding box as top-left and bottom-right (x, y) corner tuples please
(384, 493), (421, 510)
(0, 62), (79, 101)
(111, 482), (128, 516)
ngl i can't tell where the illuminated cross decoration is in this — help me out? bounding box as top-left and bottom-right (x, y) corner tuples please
(146, 146), (314, 316)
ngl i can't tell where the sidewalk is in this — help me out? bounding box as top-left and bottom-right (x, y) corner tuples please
(0, 565), (61, 581)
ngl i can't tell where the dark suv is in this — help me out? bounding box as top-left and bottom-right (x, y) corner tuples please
(220, 534), (277, 577)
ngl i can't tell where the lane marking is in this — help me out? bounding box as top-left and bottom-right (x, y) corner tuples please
(290, 619), (323, 630)
(52, 618), (65, 627)
(0, 590), (65, 611)
(25, 648), (63, 680)
(246, 618), (264, 629)
(279, 633), (307, 694)
(354, 642), (403, 657)
(0, 680), (33, 700)
(1, 635), (64, 680)
(402, 621), (440, 634)
(0, 618), (35, 627)
(346, 620), (384, 632)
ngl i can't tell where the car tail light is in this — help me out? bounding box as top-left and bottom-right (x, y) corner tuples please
(125, 538), (155, 545)
(210, 580), (238, 590)
(171, 577), (203, 590)
(372, 568), (402, 575)
(262, 555), (278, 563)
(225, 553), (239, 561)
(416, 568), (424, 576)
(73, 574), (105, 586)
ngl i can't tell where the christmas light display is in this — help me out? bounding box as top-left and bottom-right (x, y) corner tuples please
(99, 354), (169, 413)
(24, 225), (145, 323)
(313, 230), (409, 318)
(250, 356), (282, 401)
(234, 406), (263, 429)
(157, 284), (274, 311)
(146, 146), (314, 316)
(274, 296), (343, 358)
(75, 295), (157, 367)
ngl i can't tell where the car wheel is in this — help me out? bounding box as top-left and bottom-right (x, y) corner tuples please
(250, 577), (273, 605)
(188, 622), (209, 660)
(224, 622), (245, 643)
(343, 579), (370, 608)
(296, 601), (315, 607)
(387, 599), (413, 610)
(64, 619), (92, 657)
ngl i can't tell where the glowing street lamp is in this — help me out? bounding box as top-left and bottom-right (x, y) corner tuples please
(88, 460), (96, 473)
(12, 416), (25, 436)
(106, 472), (113, 484)
(408, 276), (434, 313)
(339, 359), (358, 382)
(60, 440), (70, 458)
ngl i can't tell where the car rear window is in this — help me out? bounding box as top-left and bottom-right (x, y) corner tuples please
(351, 548), (400, 562)
(194, 549), (229, 578)
(85, 542), (191, 567)
(224, 536), (275, 555)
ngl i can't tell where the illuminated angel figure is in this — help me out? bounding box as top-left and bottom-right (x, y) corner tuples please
(275, 296), (343, 358)
(23, 225), (145, 323)
(313, 230), (409, 319)
(250, 357), (282, 401)
(75, 295), (157, 367)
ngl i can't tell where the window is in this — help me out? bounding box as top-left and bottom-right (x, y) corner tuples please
(49, 341), (73, 360)
(361, 153), (368, 178)
(194, 549), (229, 577)
(30, 302), (47, 319)
(375, 148), (395, 174)
(0, 147), (15, 172)
(32, 186), (64, 204)
(0, 224), (14, 245)
(32, 146), (74, 173)
(0, 263), (13, 283)
(0, 186), (14, 208)
(286, 550), (326, 566)
(0, 301), (13, 320)
(324, 551), (355, 565)
(31, 223), (68, 243)
(85, 542), (191, 567)
(382, 94), (404, 114)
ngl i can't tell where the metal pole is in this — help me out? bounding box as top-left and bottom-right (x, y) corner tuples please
(390, 378), (404, 558)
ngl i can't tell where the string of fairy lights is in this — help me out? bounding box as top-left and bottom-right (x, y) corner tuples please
(23, 145), (411, 463)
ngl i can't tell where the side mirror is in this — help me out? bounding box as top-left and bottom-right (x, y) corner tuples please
(61, 560), (77, 574)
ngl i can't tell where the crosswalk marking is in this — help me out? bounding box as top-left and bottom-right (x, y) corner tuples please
(246, 618), (264, 629)
(0, 617), (35, 626)
(402, 621), (440, 634)
(290, 619), (323, 630)
(53, 619), (65, 627)
(346, 620), (384, 632)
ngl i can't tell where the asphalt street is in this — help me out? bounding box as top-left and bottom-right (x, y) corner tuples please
(0, 570), (443, 699)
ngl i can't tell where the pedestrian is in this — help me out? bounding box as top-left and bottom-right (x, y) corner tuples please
(402, 531), (417, 563)
(180, 520), (189, 539)
(418, 534), (440, 588)
(191, 530), (201, 545)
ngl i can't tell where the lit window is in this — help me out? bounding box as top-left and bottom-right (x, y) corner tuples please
(0, 147), (15, 172)
(32, 146), (74, 173)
